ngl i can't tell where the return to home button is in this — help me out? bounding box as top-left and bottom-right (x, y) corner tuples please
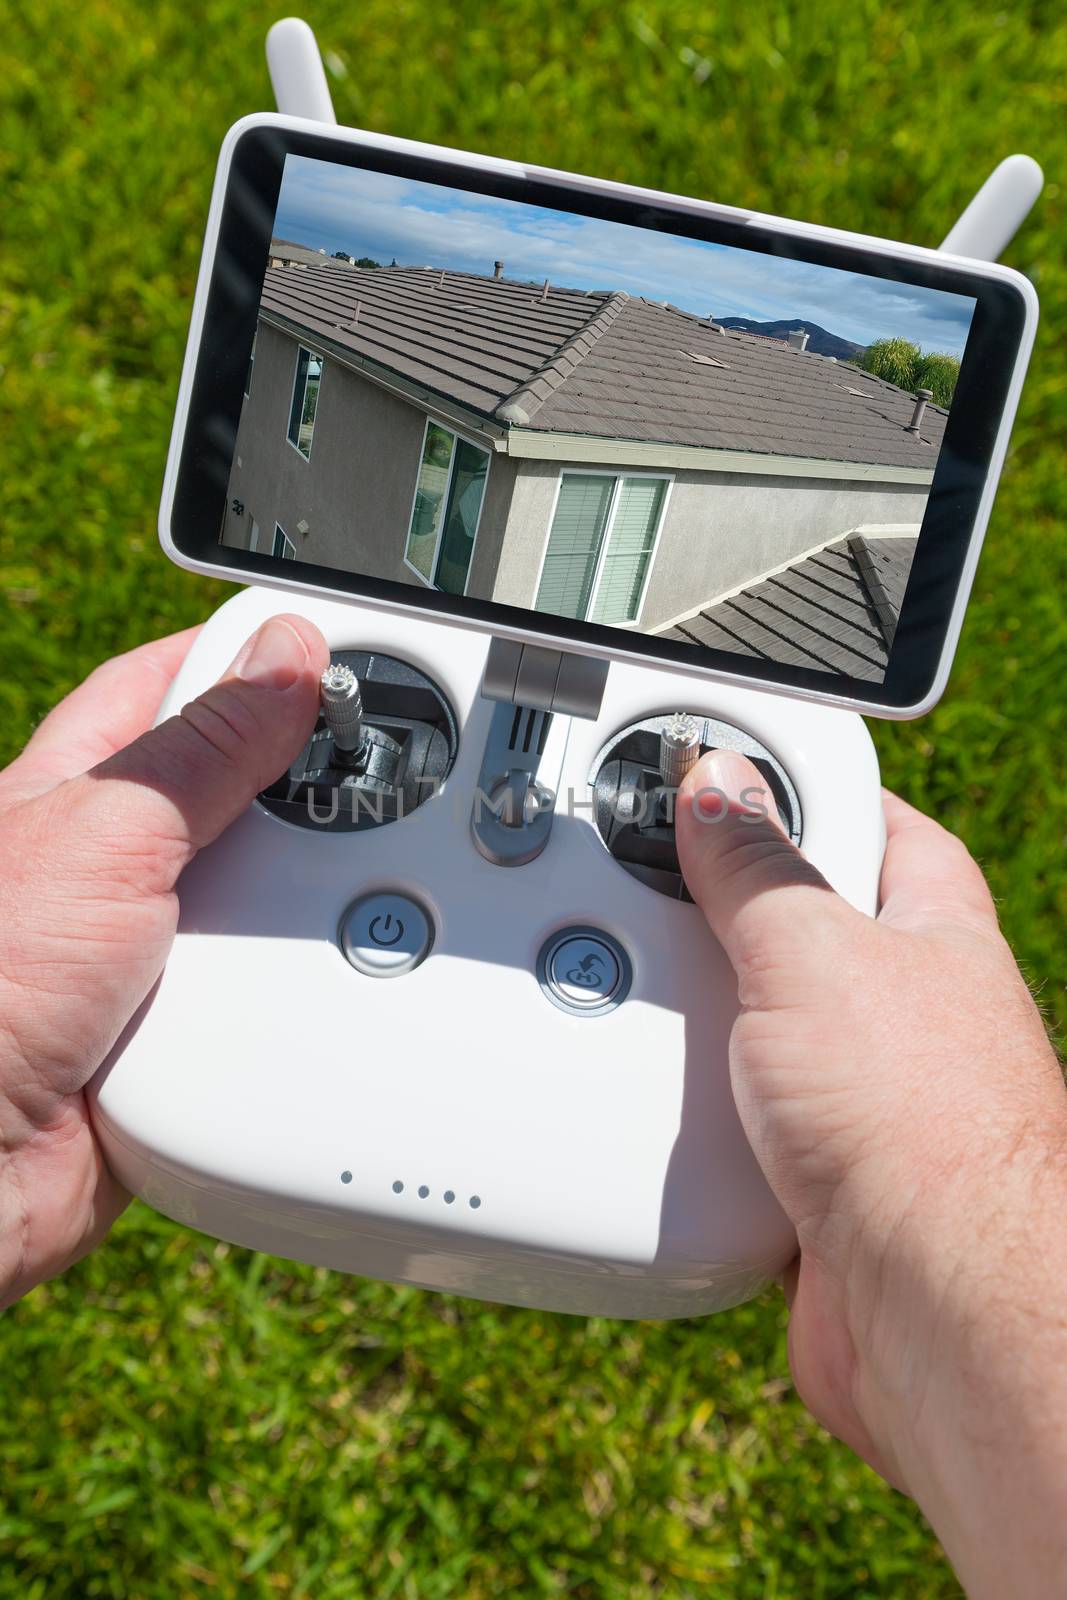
(537, 927), (632, 1017)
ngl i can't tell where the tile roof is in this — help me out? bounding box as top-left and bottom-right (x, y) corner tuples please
(657, 534), (918, 682)
(260, 261), (606, 419)
(259, 260), (948, 470)
(269, 239), (333, 266)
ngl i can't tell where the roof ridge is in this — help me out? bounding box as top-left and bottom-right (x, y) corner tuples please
(493, 291), (631, 425)
(847, 531), (917, 646)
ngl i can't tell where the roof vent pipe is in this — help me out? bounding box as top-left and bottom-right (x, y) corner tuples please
(787, 328), (810, 352)
(906, 387), (934, 435)
(540, 278), (550, 301)
(493, 260), (504, 279)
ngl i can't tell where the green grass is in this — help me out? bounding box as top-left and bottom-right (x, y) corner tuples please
(1, 1), (1065, 1594)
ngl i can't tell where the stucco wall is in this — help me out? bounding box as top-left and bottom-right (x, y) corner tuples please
(221, 322), (518, 591)
(221, 326), (929, 632)
(489, 458), (930, 631)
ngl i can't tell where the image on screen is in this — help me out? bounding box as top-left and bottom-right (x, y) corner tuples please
(221, 154), (978, 684)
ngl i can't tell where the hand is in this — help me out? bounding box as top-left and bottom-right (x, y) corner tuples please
(676, 750), (1067, 1598)
(0, 615), (329, 1310)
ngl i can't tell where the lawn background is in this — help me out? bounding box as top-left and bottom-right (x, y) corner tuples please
(0, 2), (1064, 1595)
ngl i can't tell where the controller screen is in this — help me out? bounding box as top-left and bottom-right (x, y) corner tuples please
(220, 152), (979, 689)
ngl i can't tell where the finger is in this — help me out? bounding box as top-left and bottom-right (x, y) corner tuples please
(675, 748), (856, 987)
(60, 614), (330, 893)
(878, 788), (999, 936)
(0, 627), (203, 804)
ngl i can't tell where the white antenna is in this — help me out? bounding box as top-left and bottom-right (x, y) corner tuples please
(264, 19), (1041, 262)
(940, 154), (1043, 262)
(266, 17), (337, 123)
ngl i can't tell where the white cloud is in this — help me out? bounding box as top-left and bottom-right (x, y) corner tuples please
(275, 156), (975, 356)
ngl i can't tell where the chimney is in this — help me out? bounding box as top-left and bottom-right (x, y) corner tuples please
(906, 387), (934, 435)
(493, 260), (504, 279)
(540, 278), (549, 301)
(787, 327), (810, 352)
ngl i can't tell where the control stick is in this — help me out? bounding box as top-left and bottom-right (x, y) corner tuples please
(320, 663), (367, 762)
(659, 712), (702, 790)
(260, 649), (458, 834)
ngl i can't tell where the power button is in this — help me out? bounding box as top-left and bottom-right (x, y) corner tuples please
(339, 891), (434, 977)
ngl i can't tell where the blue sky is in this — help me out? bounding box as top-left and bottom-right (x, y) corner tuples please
(274, 155), (975, 357)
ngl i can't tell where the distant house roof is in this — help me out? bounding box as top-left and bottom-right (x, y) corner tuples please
(656, 533), (918, 682)
(258, 261), (948, 472)
(268, 238), (332, 267)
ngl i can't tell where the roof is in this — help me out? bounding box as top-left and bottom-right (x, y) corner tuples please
(268, 238), (333, 266)
(258, 260), (948, 471)
(656, 533), (918, 682)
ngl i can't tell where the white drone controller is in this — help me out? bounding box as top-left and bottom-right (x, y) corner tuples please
(89, 20), (1041, 1319)
(92, 584), (883, 1318)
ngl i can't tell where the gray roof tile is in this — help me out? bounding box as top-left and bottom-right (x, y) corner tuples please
(260, 260), (949, 470)
(658, 533), (919, 682)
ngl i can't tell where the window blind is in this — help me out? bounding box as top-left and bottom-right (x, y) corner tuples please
(535, 475), (614, 618)
(590, 477), (667, 625)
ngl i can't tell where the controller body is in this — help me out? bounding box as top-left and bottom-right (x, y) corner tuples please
(90, 586), (884, 1319)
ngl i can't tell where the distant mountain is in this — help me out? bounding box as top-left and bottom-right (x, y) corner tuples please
(716, 317), (865, 362)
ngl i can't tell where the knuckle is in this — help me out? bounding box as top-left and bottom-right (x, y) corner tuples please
(712, 822), (827, 895)
(178, 684), (264, 773)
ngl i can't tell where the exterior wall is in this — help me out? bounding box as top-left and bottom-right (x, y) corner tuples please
(221, 324), (928, 631)
(489, 458), (931, 631)
(221, 322), (519, 592)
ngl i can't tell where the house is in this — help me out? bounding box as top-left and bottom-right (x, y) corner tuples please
(266, 238), (333, 269)
(222, 257), (946, 650)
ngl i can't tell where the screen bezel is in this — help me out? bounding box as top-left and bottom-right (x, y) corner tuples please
(170, 121), (1031, 712)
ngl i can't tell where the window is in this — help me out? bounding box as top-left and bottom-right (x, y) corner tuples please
(248, 518), (260, 553)
(404, 420), (490, 595)
(272, 523), (295, 560)
(589, 478), (668, 624)
(535, 472), (669, 626)
(287, 347), (323, 459)
(245, 328), (257, 397)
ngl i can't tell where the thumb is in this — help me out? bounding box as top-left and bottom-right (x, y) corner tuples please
(69, 614), (330, 887)
(676, 748), (856, 985)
